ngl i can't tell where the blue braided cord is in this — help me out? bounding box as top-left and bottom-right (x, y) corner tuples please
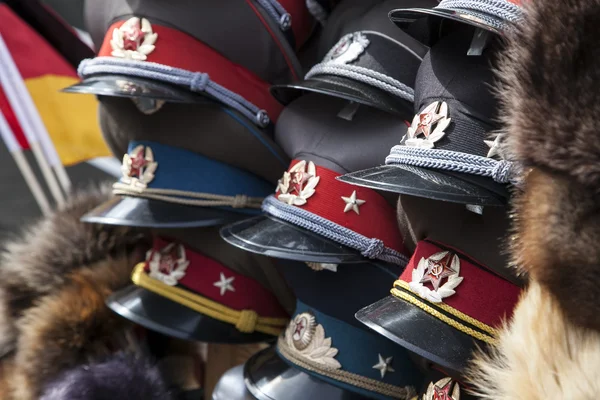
(305, 63), (415, 103)
(256, 0), (292, 30)
(78, 57), (270, 127)
(262, 195), (409, 266)
(385, 146), (521, 184)
(438, 0), (522, 26)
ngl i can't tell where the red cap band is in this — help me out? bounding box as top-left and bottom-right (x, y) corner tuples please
(277, 0), (314, 48)
(393, 241), (520, 341)
(275, 159), (405, 255)
(142, 237), (288, 319)
(98, 19), (283, 122)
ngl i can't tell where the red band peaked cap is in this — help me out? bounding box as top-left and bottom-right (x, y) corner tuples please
(395, 240), (520, 337)
(275, 159), (406, 255)
(141, 237), (288, 319)
(98, 19), (284, 123)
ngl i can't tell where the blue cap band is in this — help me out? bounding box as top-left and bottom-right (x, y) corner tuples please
(277, 300), (422, 399)
(112, 140), (274, 215)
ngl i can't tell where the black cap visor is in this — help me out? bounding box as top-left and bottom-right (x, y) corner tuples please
(356, 296), (480, 378)
(271, 75), (413, 117)
(220, 214), (366, 264)
(338, 164), (507, 206)
(62, 74), (209, 103)
(107, 285), (274, 344)
(81, 196), (245, 228)
(389, 8), (504, 35)
(244, 347), (366, 400)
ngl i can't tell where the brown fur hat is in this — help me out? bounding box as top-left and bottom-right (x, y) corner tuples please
(497, 0), (600, 332)
(0, 184), (150, 357)
(0, 185), (152, 399)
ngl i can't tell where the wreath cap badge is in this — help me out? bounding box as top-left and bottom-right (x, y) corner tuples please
(324, 32), (370, 65)
(110, 17), (158, 61)
(147, 243), (190, 286)
(403, 101), (451, 149)
(424, 377), (461, 400)
(120, 145), (158, 190)
(284, 312), (341, 369)
(277, 160), (320, 206)
(409, 251), (463, 303)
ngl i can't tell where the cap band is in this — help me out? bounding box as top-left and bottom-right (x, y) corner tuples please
(112, 141), (272, 214)
(305, 32), (417, 103)
(265, 160), (407, 264)
(385, 145), (521, 184)
(277, 300), (419, 399)
(131, 237), (289, 336)
(94, 20), (283, 125)
(391, 240), (520, 344)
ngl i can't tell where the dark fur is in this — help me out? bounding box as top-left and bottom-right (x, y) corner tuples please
(40, 353), (172, 400)
(0, 184), (150, 356)
(498, 0), (600, 331)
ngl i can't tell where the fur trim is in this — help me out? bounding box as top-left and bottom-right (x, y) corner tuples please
(39, 353), (172, 400)
(0, 184), (150, 356)
(467, 282), (600, 399)
(497, 0), (600, 189)
(7, 255), (137, 400)
(511, 169), (600, 331)
(497, 0), (600, 331)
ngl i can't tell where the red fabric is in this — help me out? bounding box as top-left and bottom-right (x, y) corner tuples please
(276, 160), (406, 255)
(144, 237), (288, 318)
(0, 4), (76, 79)
(98, 20), (283, 122)
(399, 241), (521, 328)
(0, 88), (28, 149)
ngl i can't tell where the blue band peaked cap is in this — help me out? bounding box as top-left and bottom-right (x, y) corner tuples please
(277, 300), (423, 399)
(114, 140), (274, 215)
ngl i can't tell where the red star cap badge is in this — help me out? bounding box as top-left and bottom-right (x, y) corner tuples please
(420, 252), (457, 291)
(129, 147), (148, 178)
(415, 107), (444, 139)
(289, 171), (312, 195)
(433, 379), (454, 400)
(122, 21), (146, 51)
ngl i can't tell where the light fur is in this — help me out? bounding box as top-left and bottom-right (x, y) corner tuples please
(468, 282), (600, 399)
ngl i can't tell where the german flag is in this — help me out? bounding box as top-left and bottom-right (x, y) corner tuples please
(0, 3), (110, 166)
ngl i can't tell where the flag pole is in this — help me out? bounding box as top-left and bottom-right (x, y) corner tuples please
(0, 33), (66, 206)
(0, 109), (51, 215)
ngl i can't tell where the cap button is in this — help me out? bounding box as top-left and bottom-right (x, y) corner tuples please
(256, 110), (270, 127)
(279, 13), (292, 31)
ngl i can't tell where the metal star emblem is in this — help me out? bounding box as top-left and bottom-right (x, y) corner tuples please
(414, 107), (445, 139)
(128, 147), (148, 178)
(420, 252), (457, 291)
(425, 377), (461, 400)
(341, 190), (366, 215)
(157, 244), (181, 275)
(484, 135), (503, 159)
(289, 171), (312, 195)
(293, 319), (306, 337)
(122, 21), (146, 51)
(372, 354), (395, 379)
(433, 378), (457, 400)
(213, 273), (235, 296)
